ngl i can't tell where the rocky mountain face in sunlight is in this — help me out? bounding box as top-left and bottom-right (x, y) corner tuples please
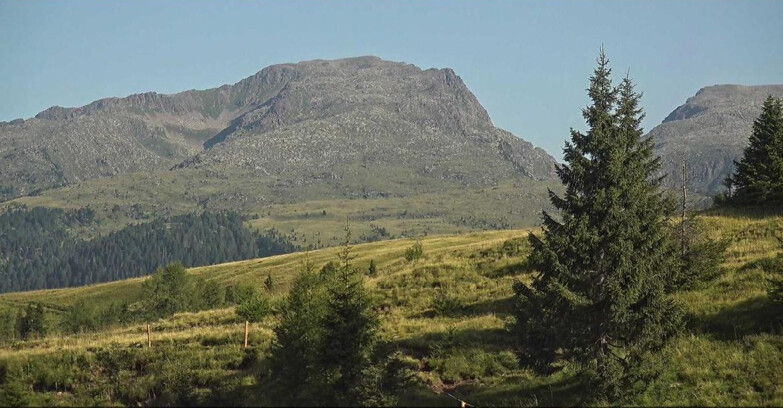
(650, 84), (783, 194)
(0, 56), (557, 201)
(179, 56), (557, 187)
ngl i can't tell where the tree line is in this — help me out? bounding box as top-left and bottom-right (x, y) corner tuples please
(0, 208), (296, 293)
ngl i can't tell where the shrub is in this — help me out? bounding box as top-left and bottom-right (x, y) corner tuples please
(762, 254), (783, 304)
(196, 279), (226, 309)
(431, 286), (464, 316)
(16, 303), (46, 340)
(404, 241), (424, 263)
(264, 274), (274, 292)
(235, 295), (271, 323)
(225, 283), (257, 305)
(141, 262), (191, 318)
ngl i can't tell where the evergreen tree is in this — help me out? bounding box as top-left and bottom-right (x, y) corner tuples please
(404, 241), (424, 263)
(319, 226), (379, 405)
(264, 274), (274, 292)
(269, 226), (379, 406)
(235, 293), (271, 323)
(724, 95), (783, 205)
(141, 262), (191, 318)
(513, 50), (683, 401)
(672, 160), (729, 291)
(671, 215), (729, 291)
(269, 262), (329, 405)
(16, 303), (46, 340)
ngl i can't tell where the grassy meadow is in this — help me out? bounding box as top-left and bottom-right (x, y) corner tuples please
(0, 211), (781, 406)
(3, 167), (558, 246)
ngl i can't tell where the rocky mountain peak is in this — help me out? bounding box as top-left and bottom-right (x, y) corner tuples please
(651, 84), (783, 194)
(0, 57), (557, 201)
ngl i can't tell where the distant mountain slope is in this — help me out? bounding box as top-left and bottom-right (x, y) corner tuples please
(0, 56), (556, 202)
(0, 66), (300, 200)
(650, 84), (783, 194)
(182, 57), (557, 186)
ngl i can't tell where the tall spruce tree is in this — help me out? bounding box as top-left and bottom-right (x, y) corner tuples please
(513, 50), (683, 401)
(269, 261), (329, 405)
(269, 226), (378, 406)
(724, 95), (783, 205)
(319, 225), (379, 405)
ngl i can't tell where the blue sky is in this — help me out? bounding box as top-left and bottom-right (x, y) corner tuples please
(1, 1), (782, 158)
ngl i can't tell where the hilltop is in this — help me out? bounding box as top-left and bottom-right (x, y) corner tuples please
(651, 84), (783, 194)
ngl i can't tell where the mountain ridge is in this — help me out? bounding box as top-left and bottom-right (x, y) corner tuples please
(0, 56), (557, 201)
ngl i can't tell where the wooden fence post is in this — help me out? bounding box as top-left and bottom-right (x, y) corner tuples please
(244, 321), (249, 349)
(147, 323), (151, 347)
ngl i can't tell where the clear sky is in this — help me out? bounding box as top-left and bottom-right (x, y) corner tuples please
(1, 1), (782, 158)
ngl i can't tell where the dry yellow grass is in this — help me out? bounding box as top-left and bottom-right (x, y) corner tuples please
(0, 212), (780, 406)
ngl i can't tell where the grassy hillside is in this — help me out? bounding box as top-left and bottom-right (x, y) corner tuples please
(0, 212), (781, 406)
(4, 168), (559, 246)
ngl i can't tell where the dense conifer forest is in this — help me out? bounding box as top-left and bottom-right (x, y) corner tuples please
(0, 207), (295, 293)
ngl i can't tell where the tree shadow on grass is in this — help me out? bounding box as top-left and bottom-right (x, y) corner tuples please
(382, 326), (513, 359)
(689, 295), (783, 341)
(479, 259), (532, 279)
(450, 371), (588, 407)
(410, 296), (515, 320)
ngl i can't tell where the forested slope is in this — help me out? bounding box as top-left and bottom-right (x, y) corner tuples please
(0, 208), (295, 293)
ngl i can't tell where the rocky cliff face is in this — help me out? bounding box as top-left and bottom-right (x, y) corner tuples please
(650, 84), (783, 194)
(180, 57), (557, 187)
(0, 56), (557, 200)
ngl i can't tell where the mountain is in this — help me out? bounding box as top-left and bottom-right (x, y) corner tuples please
(1, 57), (560, 245)
(0, 56), (556, 202)
(0, 66), (304, 200)
(179, 57), (556, 185)
(650, 84), (783, 194)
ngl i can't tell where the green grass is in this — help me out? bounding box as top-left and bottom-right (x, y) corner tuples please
(0, 212), (781, 406)
(3, 167), (559, 245)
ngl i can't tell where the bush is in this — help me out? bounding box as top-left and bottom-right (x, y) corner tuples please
(431, 286), (464, 316)
(264, 274), (274, 292)
(0, 378), (31, 407)
(236, 295), (271, 323)
(141, 263), (191, 319)
(63, 300), (102, 333)
(404, 241), (424, 263)
(192, 278), (226, 310)
(760, 254), (783, 304)
(666, 217), (730, 291)
(225, 283), (258, 305)
(16, 303), (46, 340)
